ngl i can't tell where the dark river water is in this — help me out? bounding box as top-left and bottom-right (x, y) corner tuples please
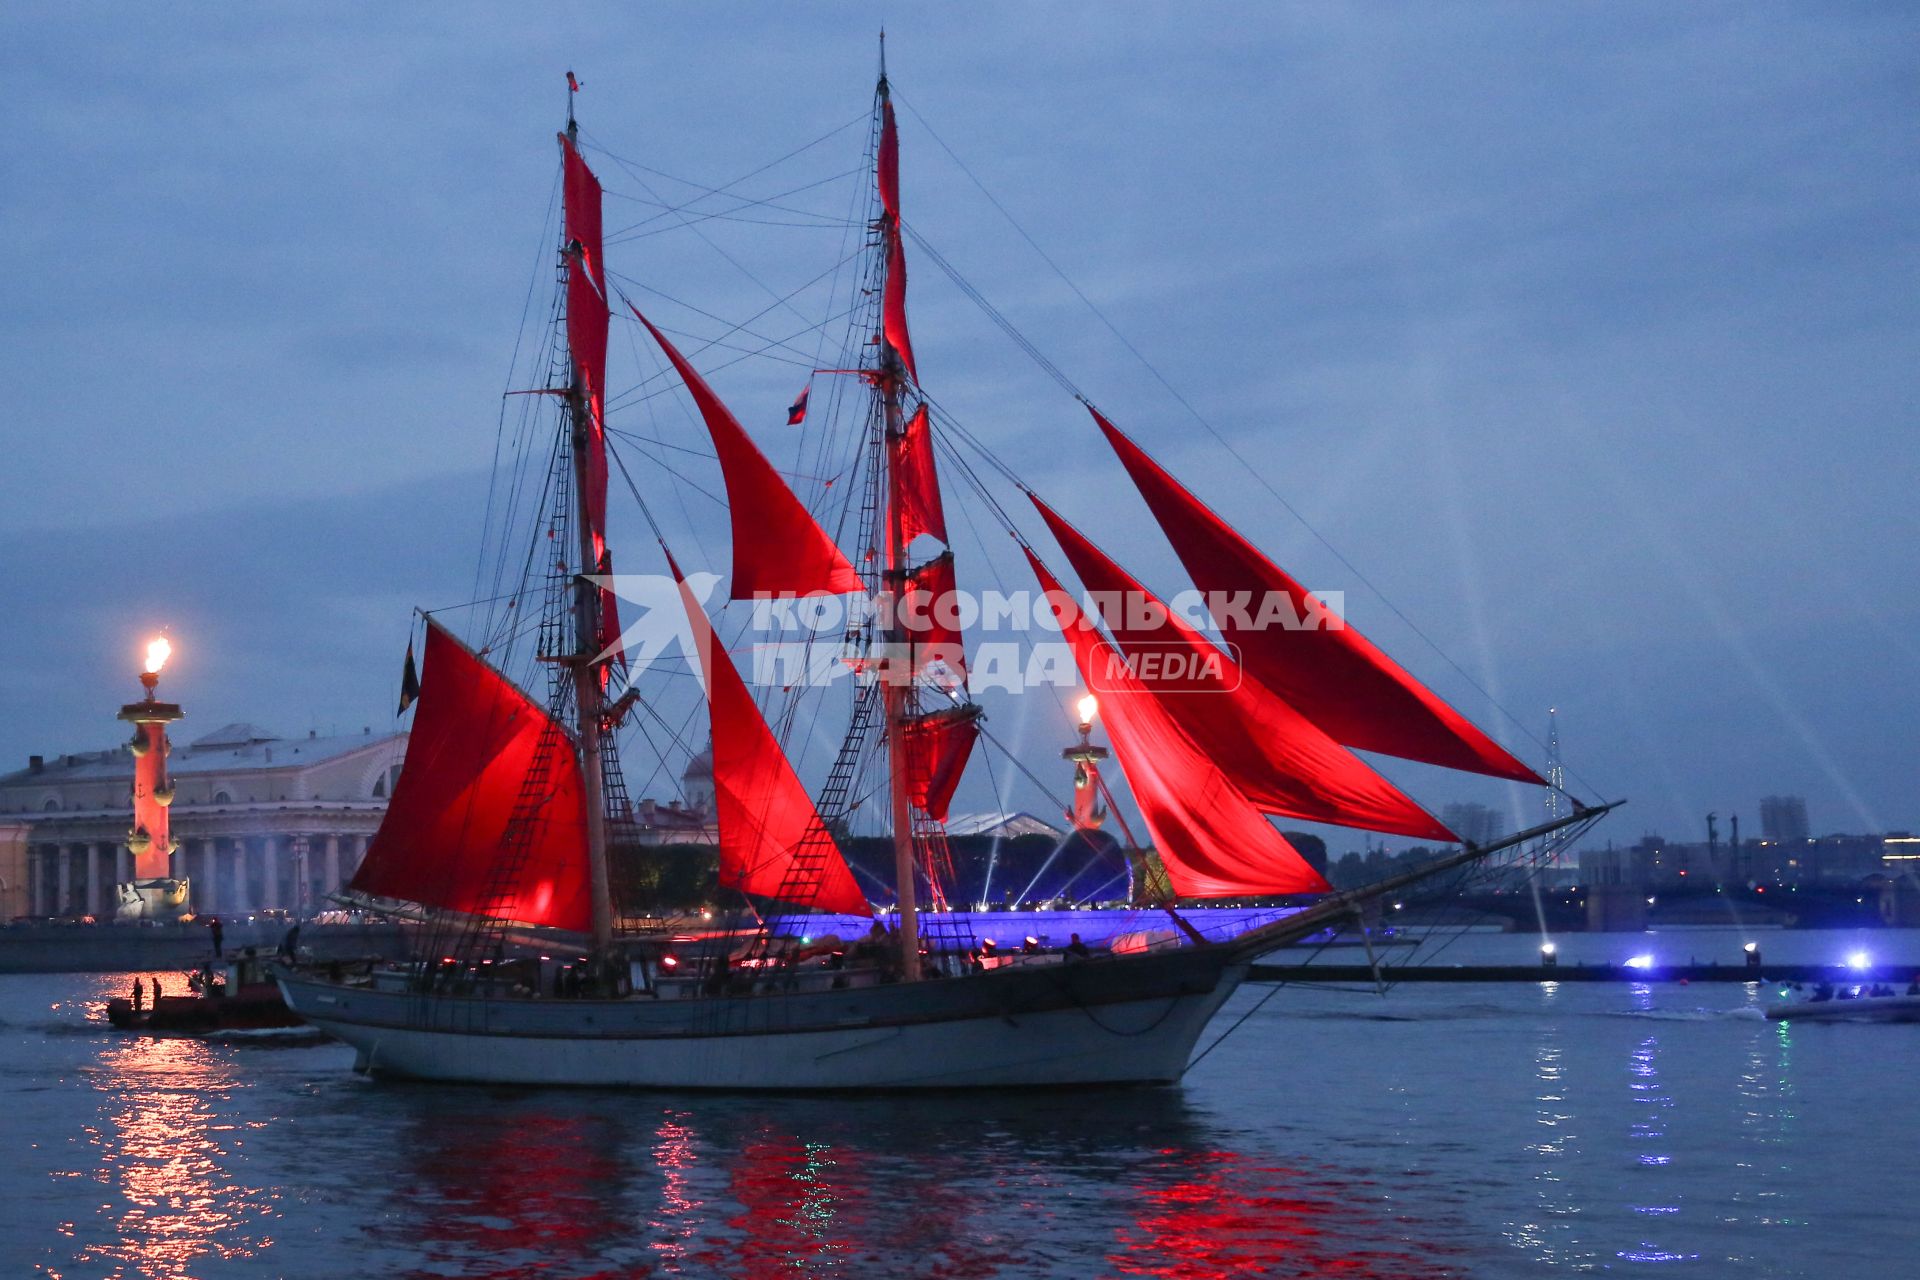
(5, 930), (1915, 1278)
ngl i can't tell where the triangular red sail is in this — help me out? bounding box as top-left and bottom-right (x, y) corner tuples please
(902, 708), (977, 824)
(670, 553), (869, 914)
(1025, 548), (1330, 898)
(350, 621), (592, 931)
(900, 550), (966, 684)
(1030, 495), (1454, 842)
(634, 306), (862, 599)
(891, 404), (946, 545)
(1092, 408), (1545, 785)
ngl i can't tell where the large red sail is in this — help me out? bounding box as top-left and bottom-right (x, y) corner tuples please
(1031, 495), (1456, 842)
(1092, 409), (1545, 785)
(559, 133), (622, 669)
(1025, 548), (1330, 898)
(671, 555), (869, 914)
(350, 622), (592, 931)
(634, 307), (862, 599)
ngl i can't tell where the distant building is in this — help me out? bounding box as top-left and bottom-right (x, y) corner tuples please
(1760, 795), (1811, 843)
(3, 716), (727, 920)
(0, 822), (27, 919)
(1439, 802), (1506, 847)
(0, 723), (405, 919)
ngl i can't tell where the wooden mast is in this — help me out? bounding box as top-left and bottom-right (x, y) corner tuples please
(876, 56), (921, 981)
(564, 101), (614, 954)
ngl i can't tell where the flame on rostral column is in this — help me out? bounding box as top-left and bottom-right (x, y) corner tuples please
(145, 636), (172, 675)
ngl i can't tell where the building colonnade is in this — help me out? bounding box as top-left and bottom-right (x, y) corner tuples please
(23, 833), (373, 919)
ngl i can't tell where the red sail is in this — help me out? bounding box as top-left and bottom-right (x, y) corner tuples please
(876, 96), (918, 384)
(671, 556), (869, 914)
(634, 306), (862, 599)
(878, 98), (901, 221)
(891, 404), (946, 545)
(884, 232), (918, 385)
(560, 134), (610, 538)
(349, 622), (592, 931)
(1092, 409), (1545, 785)
(900, 550), (966, 684)
(1030, 496), (1454, 842)
(903, 708), (977, 824)
(1025, 548), (1330, 898)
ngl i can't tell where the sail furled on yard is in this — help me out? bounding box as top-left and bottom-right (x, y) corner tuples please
(349, 621), (593, 931)
(877, 93), (918, 384)
(559, 133), (622, 669)
(1030, 495), (1456, 843)
(1090, 408), (1545, 785)
(634, 306), (862, 600)
(1025, 548), (1330, 898)
(669, 555), (869, 914)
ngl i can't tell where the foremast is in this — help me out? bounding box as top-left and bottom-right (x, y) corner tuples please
(563, 104), (613, 952)
(874, 65), (922, 981)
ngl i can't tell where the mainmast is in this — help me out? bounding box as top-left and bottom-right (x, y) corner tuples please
(875, 63), (922, 981)
(563, 104), (613, 952)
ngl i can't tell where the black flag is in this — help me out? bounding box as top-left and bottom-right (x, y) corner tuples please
(397, 639), (420, 715)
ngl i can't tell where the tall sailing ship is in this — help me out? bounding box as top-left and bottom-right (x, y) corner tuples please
(278, 58), (1615, 1089)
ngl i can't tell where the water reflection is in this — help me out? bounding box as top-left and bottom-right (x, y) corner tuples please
(1511, 980), (1579, 1265)
(74, 1030), (277, 1278)
(1618, 1026), (1695, 1264)
(365, 1087), (1462, 1279)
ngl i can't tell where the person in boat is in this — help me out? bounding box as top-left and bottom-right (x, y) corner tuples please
(277, 923), (301, 963)
(207, 916), (224, 958)
(131, 977), (144, 1012)
(150, 975), (163, 1001)
(1065, 933), (1090, 960)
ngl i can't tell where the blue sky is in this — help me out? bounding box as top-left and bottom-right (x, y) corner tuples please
(2, 3), (1915, 846)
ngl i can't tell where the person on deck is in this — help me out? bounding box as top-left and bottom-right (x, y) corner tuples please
(208, 916), (224, 958)
(277, 923), (301, 962)
(131, 977), (144, 1012)
(1065, 933), (1090, 960)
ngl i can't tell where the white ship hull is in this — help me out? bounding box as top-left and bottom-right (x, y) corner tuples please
(279, 948), (1248, 1090)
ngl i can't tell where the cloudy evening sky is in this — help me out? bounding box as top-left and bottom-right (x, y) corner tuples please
(1, 3), (1914, 848)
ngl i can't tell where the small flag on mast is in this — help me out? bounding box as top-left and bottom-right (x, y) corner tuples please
(566, 71), (582, 94)
(397, 639), (421, 715)
(787, 381), (811, 426)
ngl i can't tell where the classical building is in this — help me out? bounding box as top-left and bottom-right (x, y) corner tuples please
(0, 723), (406, 919)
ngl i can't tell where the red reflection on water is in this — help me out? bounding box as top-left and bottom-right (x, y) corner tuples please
(75, 1030), (277, 1280)
(1109, 1150), (1465, 1279)
(725, 1134), (861, 1278)
(398, 1108), (626, 1279)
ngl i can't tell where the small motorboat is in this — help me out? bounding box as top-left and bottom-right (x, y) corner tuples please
(1765, 981), (1920, 1023)
(104, 950), (305, 1033)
